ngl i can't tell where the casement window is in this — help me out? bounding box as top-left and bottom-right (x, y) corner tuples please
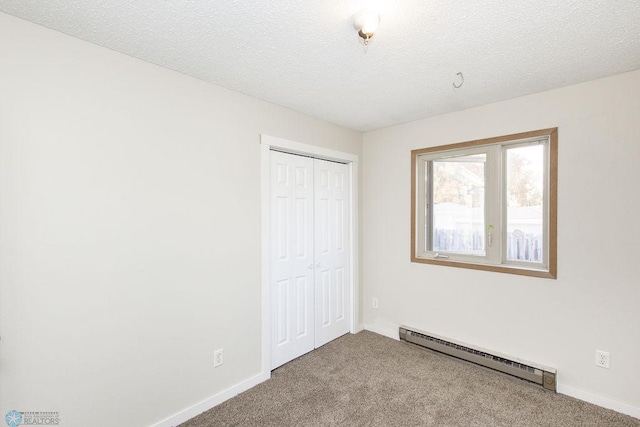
(411, 128), (557, 279)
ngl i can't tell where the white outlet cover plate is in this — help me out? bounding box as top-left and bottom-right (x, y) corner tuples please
(595, 350), (610, 368)
(214, 349), (224, 367)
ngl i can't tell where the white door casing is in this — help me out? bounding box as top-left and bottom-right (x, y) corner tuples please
(261, 134), (359, 375)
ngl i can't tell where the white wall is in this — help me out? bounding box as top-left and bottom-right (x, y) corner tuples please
(363, 69), (640, 416)
(0, 13), (361, 426)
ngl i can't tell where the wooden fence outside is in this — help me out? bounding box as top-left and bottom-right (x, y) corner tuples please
(434, 229), (543, 262)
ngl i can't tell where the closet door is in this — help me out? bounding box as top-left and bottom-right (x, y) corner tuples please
(314, 159), (351, 347)
(270, 151), (315, 369)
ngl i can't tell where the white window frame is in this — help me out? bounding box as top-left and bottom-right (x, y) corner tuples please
(411, 128), (557, 279)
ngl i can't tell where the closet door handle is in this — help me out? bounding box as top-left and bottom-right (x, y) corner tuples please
(315, 263), (322, 269)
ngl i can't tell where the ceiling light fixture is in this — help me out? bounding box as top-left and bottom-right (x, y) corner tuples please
(353, 9), (380, 46)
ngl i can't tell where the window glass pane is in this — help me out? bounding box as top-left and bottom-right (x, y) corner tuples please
(432, 154), (486, 255)
(506, 145), (544, 263)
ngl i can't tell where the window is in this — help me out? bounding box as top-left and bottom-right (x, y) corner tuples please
(411, 128), (557, 278)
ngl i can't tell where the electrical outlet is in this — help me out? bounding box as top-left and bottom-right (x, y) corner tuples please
(214, 349), (224, 367)
(372, 298), (379, 309)
(595, 350), (610, 369)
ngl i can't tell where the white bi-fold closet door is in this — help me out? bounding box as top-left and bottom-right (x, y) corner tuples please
(270, 150), (351, 369)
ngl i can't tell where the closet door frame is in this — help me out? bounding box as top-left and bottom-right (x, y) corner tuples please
(260, 134), (360, 376)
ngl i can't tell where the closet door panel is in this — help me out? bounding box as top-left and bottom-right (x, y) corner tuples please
(270, 151), (315, 369)
(314, 159), (351, 348)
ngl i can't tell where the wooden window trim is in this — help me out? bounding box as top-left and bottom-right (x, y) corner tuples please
(411, 128), (558, 279)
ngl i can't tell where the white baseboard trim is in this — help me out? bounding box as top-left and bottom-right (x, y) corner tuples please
(152, 371), (271, 427)
(363, 323), (399, 341)
(352, 322), (365, 334)
(557, 384), (640, 420)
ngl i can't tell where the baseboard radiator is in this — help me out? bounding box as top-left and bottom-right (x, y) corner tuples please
(399, 326), (556, 391)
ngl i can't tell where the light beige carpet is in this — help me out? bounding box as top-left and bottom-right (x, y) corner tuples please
(181, 331), (640, 426)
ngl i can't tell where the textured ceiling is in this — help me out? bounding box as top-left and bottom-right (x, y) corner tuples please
(1, 1), (639, 131)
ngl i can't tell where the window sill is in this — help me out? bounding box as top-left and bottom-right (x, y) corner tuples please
(411, 256), (556, 279)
